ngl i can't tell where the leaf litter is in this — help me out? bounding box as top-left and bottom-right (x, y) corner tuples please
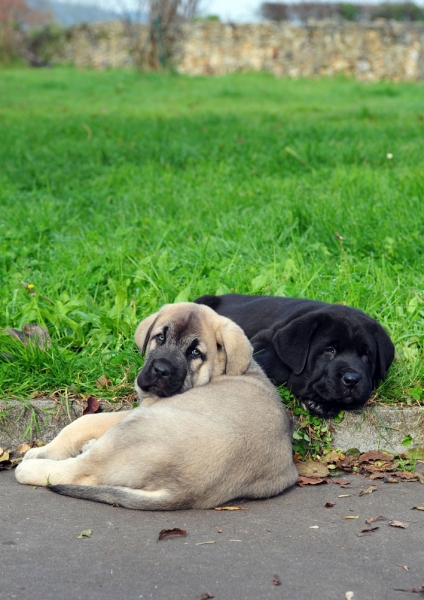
(296, 447), (424, 486)
(0, 440), (46, 470)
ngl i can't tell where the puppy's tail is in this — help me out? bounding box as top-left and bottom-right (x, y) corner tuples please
(48, 485), (190, 510)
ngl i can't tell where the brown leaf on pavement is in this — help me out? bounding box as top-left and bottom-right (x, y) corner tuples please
(325, 501), (335, 508)
(321, 450), (340, 464)
(366, 516), (388, 524)
(17, 443), (32, 455)
(272, 574), (281, 586)
(0, 450), (10, 463)
(196, 594), (214, 600)
(297, 476), (328, 486)
(333, 479), (350, 485)
(360, 527), (379, 533)
(359, 485), (378, 496)
(295, 460), (330, 477)
(388, 520), (409, 529)
(369, 472), (400, 482)
(359, 451), (394, 463)
(396, 472), (424, 482)
(157, 528), (187, 541)
(83, 396), (100, 415)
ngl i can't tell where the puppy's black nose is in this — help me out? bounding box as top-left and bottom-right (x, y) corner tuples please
(342, 372), (360, 389)
(152, 359), (173, 378)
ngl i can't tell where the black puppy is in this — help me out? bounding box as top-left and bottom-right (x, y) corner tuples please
(194, 294), (394, 418)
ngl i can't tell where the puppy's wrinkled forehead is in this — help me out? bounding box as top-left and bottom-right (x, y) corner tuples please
(151, 308), (204, 346)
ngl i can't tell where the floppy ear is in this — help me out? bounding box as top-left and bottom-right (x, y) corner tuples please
(271, 314), (323, 375)
(215, 317), (252, 376)
(134, 311), (159, 356)
(373, 324), (395, 383)
(250, 329), (292, 385)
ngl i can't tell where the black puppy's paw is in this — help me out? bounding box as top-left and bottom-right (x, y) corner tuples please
(301, 399), (339, 419)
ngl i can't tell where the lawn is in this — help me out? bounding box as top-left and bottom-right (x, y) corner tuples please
(0, 67), (423, 414)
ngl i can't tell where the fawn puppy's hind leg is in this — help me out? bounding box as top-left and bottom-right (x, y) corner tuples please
(23, 412), (129, 461)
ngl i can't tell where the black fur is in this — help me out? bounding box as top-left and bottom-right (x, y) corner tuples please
(194, 294), (394, 418)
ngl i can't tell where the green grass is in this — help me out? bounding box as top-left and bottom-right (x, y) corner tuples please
(0, 67), (423, 407)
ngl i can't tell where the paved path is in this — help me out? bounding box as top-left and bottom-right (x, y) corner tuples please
(1, 470), (424, 600)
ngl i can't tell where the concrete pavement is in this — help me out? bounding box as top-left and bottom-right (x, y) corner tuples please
(1, 470), (424, 600)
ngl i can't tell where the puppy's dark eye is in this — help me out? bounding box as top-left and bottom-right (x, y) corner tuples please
(190, 348), (202, 359)
(323, 347), (336, 357)
(156, 333), (165, 344)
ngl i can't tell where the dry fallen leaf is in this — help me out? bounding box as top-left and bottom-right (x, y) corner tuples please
(359, 451), (394, 463)
(157, 528), (187, 541)
(309, 525), (319, 529)
(388, 520), (409, 529)
(295, 460), (330, 478)
(76, 529), (92, 539)
(0, 450), (10, 463)
(412, 506), (424, 511)
(96, 374), (112, 388)
(217, 529), (222, 533)
(366, 516), (388, 524)
(321, 450), (340, 463)
(359, 485), (378, 496)
(17, 443), (32, 455)
(297, 476), (328, 486)
(339, 494), (351, 498)
(272, 574), (281, 586)
(345, 592), (354, 600)
(83, 396), (100, 416)
(333, 479), (350, 485)
(397, 564), (410, 571)
(214, 506), (249, 511)
(325, 501), (335, 508)
(344, 516), (360, 520)
(196, 593), (214, 600)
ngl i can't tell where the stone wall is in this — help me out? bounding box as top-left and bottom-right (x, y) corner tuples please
(51, 20), (424, 81)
